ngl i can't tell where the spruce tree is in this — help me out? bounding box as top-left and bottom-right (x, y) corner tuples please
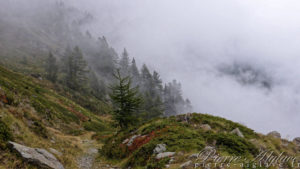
(45, 52), (58, 82)
(66, 46), (88, 90)
(110, 70), (142, 128)
(130, 58), (140, 86)
(119, 48), (130, 76)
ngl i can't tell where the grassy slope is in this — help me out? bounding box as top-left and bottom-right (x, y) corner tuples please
(101, 114), (300, 169)
(0, 65), (113, 168)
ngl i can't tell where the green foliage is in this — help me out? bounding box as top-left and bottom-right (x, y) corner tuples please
(110, 70), (142, 128)
(191, 113), (258, 139)
(146, 157), (170, 169)
(204, 132), (259, 156)
(0, 120), (13, 149)
(83, 120), (106, 132)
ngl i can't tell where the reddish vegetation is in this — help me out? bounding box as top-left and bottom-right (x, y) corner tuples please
(0, 93), (8, 104)
(58, 98), (89, 122)
(66, 105), (88, 122)
(128, 131), (157, 152)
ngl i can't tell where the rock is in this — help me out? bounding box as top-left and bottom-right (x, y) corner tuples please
(153, 144), (166, 154)
(9, 141), (64, 169)
(49, 148), (62, 157)
(165, 164), (170, 168)
(204, 146), (215, 150)
(126, 135), (141, 147)
(176, 113), (192, 123)
(169, 157), (175, 164)
(156, 152), (176, 160)
(267, 131), (281, 139)
(185, 113), (192, 123)
(180, 160), (192, 168)
(189, 153), (198, 159)
(122, 138), (129, 144)
(293, 137), (300, 146)
(177, 151), (184, 156)
(200, 124), (211, 131)
(230, 128), (244, 138)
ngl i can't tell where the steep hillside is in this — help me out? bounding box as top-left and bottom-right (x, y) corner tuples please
(0, 65), (113, 168)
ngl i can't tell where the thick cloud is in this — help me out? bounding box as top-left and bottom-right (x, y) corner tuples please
(68, 0), (300, 139)
(3, 0), (300, 138)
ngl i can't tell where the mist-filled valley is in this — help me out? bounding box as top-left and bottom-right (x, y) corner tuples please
(0, 1), (300, 169)
(66, 0), (300, 139)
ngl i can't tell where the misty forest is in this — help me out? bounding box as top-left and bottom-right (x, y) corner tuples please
(0, 1), (299, 169)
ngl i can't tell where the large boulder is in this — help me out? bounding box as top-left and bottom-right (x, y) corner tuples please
(267, 131), (281, 139)
(230, 128), (244, 138)
(9, 141), (64, 169)
(153, 144), (166, 154)
(293, 137), (300, 146)
(156, 152), (175, 160)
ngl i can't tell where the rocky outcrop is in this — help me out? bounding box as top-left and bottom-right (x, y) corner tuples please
(180, 160), (192, 168)
(293, 137), (300, 146)
(267, 131), (281, 139)
(156, 152), (175, 160)
(176, 113), (192, 123)
(153, 144), (166, 154)
(9, 141), (64, 169)
(230, 128), (244, 138)
(199, 124), (211, 131)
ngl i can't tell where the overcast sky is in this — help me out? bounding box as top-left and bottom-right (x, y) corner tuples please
(65, 0), (300, 139)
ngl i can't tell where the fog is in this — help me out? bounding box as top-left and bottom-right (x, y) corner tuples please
(1, 0), (300, 138)
(67, 0), (300, 139)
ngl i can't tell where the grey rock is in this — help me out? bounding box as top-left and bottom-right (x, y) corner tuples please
(126, 135), (141, 147)
(293, 137), (300, 146)
(267, 131), (281, 139)
(9, 141), (64, 169)
(156, 152), (175, 160)
(49, 148), (62, 157)
(153, 144), (166, 154)
(180, 160), (192, 168)
(200, 124), (211, 131)
(230, 128), (244, 138)
(189, 153), (199, 159)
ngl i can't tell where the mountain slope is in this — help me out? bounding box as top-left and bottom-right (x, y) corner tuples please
(0, 65), (113, 168)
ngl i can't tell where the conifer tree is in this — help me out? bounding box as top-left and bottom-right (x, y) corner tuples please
(66, 46), (88, 90)
(119, 48), (130, 76)
(110, 70), (142, 128)
(45, 52), (58, 82)
(130, 58), (140, 86)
